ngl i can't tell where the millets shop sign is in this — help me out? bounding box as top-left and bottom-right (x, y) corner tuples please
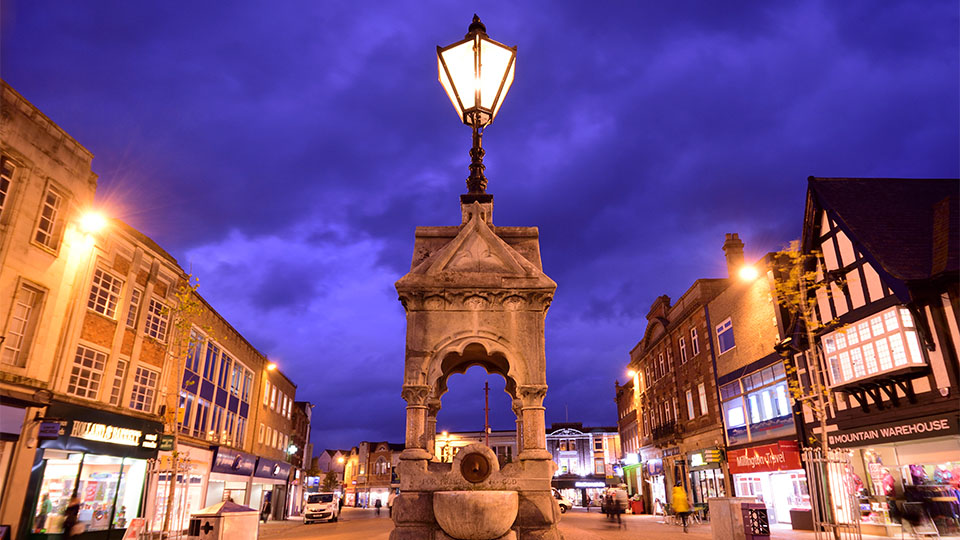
(827, 414), (959, 448)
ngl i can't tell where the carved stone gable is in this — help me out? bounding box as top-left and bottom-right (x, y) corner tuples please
(445, 232), (513, 273)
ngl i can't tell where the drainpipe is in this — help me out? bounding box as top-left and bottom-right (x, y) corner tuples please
(703, 304), (732, 497)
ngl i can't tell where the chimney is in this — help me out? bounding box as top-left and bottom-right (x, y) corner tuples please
(723, 233), (745, 278)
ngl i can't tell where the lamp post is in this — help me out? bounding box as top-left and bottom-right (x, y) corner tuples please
(437, 14), (517, 203)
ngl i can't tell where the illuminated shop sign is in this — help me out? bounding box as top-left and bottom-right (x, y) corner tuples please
(688, 448), (721, 468)
(71, 421), (142, 446)
(575, 481), (606, 488)
(827, 414), (958, 448)
(728, 441), (801, 474)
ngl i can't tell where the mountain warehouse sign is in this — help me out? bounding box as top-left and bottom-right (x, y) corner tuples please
(828, 414), (958, 448)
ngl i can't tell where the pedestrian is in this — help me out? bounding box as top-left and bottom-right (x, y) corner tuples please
(585, 495), (590, 513)
(672, 482), (691, 533)
(387, 490), (397, 518)
(374, 498), (382, 516)
(260, 496), (272, 523)
(62, 496), (81, 539)
(34, 494), (52, 532)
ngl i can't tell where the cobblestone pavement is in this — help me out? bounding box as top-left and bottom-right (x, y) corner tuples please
(256, 506), (911, 539)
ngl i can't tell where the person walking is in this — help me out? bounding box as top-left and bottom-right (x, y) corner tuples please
(62, 497), (81, 539)
(260, 495), (272, 523)
(672, 482), (691, 533)
(374, 498), (382, 516)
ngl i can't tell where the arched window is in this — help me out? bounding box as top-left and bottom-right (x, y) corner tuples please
(376, 457), (389, 475)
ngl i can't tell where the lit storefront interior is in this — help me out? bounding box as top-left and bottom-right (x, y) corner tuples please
(827, 420), (960, 537)
(24, 402), (161, 539)
(687, 448), (725, 506)
(146, 447), (211, 533)
(728, 440), (810, 524)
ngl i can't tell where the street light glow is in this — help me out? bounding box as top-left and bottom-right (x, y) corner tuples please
(79, 211), (107, 234)
(627, 369), (636, 378)
(738, 265), (759, 282)
(266, 362), (277, 371)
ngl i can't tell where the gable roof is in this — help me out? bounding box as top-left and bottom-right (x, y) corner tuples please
(807, 178), (959, 283)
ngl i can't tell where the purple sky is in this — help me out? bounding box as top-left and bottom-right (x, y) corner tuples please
(3, 1), (957, 453)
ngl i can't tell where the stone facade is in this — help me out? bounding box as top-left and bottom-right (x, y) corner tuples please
(392, 200), (561, 539)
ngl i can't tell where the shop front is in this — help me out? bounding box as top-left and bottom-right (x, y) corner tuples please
(728, 440), (809, 524)
(827, 413), (960, 537)
(251, 458), (291, 521)
(204, 446), (255, 508)
(145, 445), (212, 533)
(644, 458), (666, 513)
(22, 401), (161, 540)
(687, 447), (725, 507)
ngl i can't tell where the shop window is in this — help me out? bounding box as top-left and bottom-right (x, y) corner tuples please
(143, 298), (168, 342)
(108, 360), (127, 406)
(129, 366), (158, 412)
(34, 186), (63, 249)
(88, 268), (124, 319)
(236, 416), (246, 446)
(0, 157), (13, 219)
(230, 362), (243, 396)
(822, 306), (927, 386)
(204, 343), (220, 381)
(1, 282), (44, 367)
(125, 288), (142, 329)
(68, 346), (107, 399)
(178, 392), (194, 434)
(185, 330), (203, 373)
(32, 450), (146, 535)
(193, 399), (210, 438)
(218, 354), (232, 389)
(698, 383), (708, 415)
(242, 370), (252, 402)
(716, 318), (735, 354)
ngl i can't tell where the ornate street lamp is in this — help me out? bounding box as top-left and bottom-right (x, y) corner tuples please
(437, 14), (517, 202)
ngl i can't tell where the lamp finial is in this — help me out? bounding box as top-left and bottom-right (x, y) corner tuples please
(468, 14), (486, 36)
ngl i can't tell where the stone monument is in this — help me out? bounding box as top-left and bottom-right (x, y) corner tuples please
(391, 197), (561, 540)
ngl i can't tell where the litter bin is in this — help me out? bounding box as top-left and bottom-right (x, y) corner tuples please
(741, 502), (770, 540)
(187, 501), (259, 540)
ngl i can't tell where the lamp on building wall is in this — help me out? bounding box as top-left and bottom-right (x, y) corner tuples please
(437, 14), (517, 201)
(738, 264), (759, 282)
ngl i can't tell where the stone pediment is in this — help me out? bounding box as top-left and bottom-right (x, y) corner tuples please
(548, 428), (584, 437)
(396, 202), (556, 293)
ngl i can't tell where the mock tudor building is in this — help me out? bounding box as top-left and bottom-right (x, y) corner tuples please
(789, 177), (959, 537)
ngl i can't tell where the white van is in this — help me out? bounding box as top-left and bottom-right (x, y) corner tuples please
(303, 492), (340, 523)
(552, 488), (572, 514)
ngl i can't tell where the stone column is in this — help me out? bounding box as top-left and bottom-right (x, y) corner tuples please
(400, 385), (432, 460)
(518, 385), (551, 460)
(512, 398), (524, 454)
(425, 399), (441, 459)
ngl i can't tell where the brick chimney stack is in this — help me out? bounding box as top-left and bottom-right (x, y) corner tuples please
(723, 233), (745, 278)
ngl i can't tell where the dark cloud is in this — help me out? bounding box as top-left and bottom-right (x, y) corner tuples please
(3, 0), (956, 451)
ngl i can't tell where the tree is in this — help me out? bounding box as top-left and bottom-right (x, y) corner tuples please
(774, 241), (846, 539)
(157, 275), (210, 536)
(322, 471), (339, 492)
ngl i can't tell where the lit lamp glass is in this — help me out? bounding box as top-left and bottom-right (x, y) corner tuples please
(437, 15), (517, 199)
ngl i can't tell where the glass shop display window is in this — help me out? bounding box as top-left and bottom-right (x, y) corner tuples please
(32, 450), (146, 534)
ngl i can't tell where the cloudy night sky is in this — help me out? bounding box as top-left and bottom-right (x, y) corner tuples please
(2, 1), (957, 453)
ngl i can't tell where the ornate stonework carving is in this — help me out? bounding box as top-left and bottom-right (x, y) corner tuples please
(518, 384), (548, 408)
(401, 385), (431, 406)
(397, 289), (554, 313)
